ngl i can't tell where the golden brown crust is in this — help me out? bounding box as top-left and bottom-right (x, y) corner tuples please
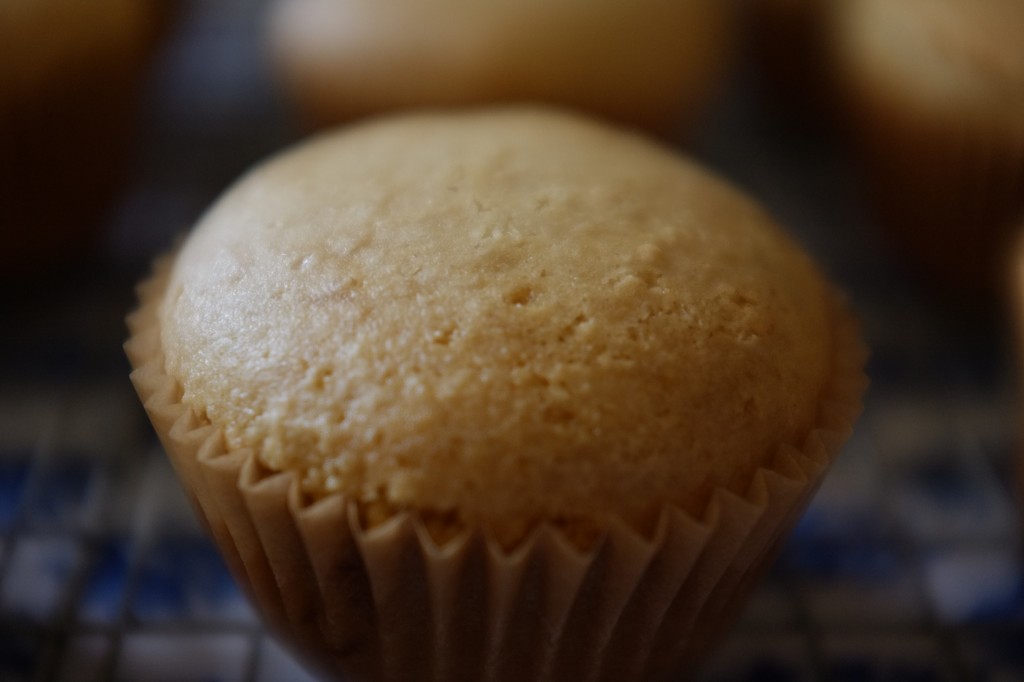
(158, 108), (844, 534)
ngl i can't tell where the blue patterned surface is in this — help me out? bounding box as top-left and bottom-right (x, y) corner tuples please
(0, 455), (30, 531)
(78, 538), (132, 625)
(1, 1), (1022, 680)
(132, 536), (255, 624)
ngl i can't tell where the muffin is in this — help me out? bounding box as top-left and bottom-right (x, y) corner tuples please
(126, 108), (866, 681)
(0, 0), (173, 275)
(828, 0), (1024, 298)
(266, 0), (736, 135)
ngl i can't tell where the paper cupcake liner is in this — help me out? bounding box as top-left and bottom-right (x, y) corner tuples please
(833, 47), (1024, 295)
(127, 259), (867, 682)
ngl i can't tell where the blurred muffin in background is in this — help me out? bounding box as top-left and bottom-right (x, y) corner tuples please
(0, 0), (174, 276)
(266, 0), (737, 136)
(828, 0), (1024, 299)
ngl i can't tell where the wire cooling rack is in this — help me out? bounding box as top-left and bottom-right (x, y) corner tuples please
(1, 2), (1022, 680)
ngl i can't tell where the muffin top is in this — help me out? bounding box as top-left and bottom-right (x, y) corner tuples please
(160, 108), (837, 531)
(834, 0), (1024, 122)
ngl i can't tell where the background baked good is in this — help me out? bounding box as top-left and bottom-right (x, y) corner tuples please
(828, 0), (1024, 300)
(0, 0), (174, 276)
(266, 0), (737, 135)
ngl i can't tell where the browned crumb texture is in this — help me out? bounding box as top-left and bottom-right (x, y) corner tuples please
(159, 108), (837, 533)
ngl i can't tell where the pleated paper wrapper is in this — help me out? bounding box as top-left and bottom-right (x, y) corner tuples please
(126, 260), (867, 682)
